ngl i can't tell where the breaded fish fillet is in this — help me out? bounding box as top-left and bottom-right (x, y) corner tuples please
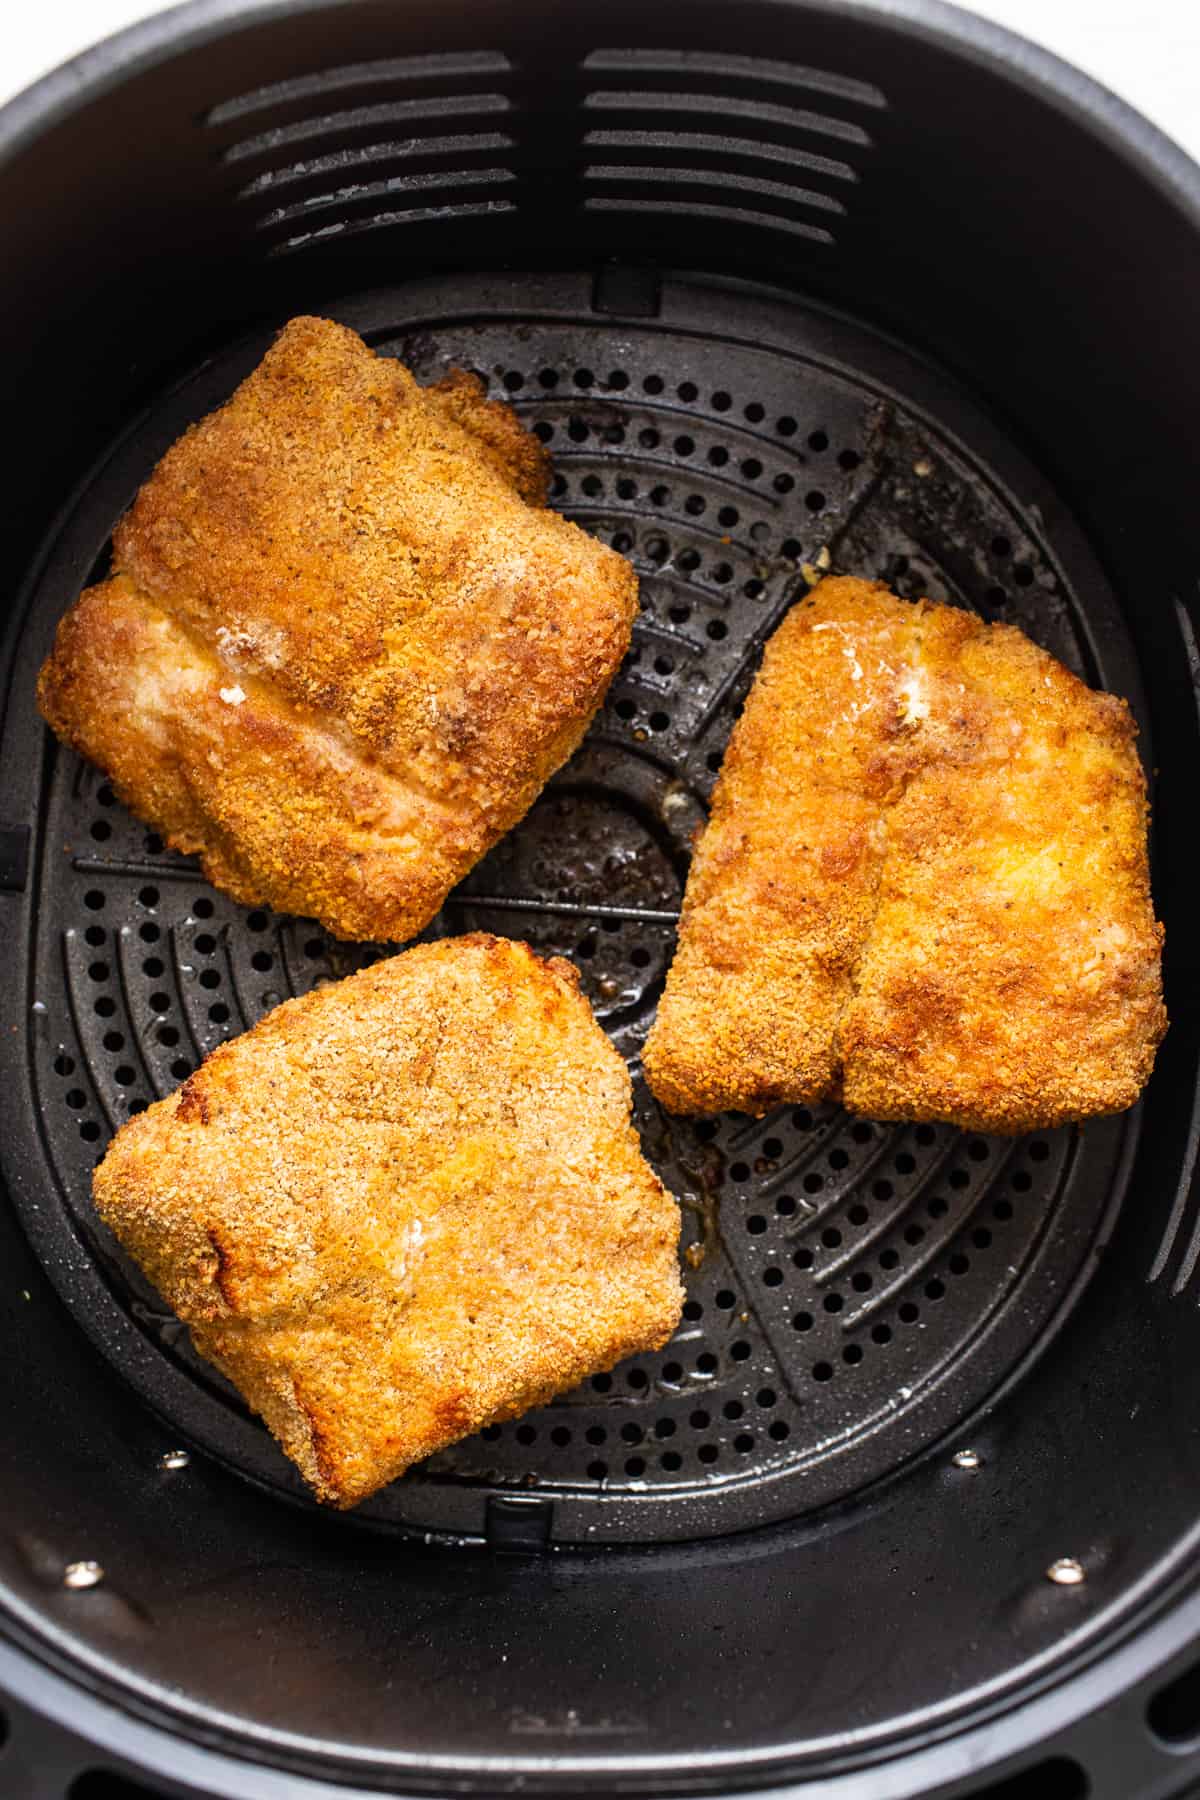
(94, 934), (683, 1508)
(643, 577), (1166, 1133)
(38, 317), (637, 941)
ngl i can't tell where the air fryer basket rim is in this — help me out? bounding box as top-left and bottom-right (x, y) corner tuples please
(7, 1574), (1200, 1798)
(3, 1), (1200, 1797)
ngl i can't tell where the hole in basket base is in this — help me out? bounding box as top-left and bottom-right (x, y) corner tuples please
(70, 1772), (172, 1800)
(1148, 1651), (1200, 1744)
(965, 1756), (1089, 1800)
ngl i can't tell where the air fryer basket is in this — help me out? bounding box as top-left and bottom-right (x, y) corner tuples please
(2, 2), (1200, 1797)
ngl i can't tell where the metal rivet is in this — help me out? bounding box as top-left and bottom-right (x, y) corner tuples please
(159, 1449), (190, 1471)
(952, 1448), (981, 1471)
(62, 1560), (104, 1590)
(1046, 1557), (1086, 1586)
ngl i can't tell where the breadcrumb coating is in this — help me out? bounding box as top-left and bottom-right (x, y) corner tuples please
(38, 317), (637, 941)
(94, 935), (683, 1508)
(643, 577), (1166, 1133)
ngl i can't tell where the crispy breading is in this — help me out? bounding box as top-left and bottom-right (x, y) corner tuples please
(37, 317), (637, 941)
(643, 577), (1166, 1133)
(94, 935), (683, 1508)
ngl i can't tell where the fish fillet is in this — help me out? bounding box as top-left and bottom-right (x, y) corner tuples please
(94, 935), (683, 1508)
(643, 577), (1166, 1133)
(38, 316), (638, 941)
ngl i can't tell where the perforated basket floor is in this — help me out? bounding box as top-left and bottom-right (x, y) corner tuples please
(5, 273), (1139, 1543)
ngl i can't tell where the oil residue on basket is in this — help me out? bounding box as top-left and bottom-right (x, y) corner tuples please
(678, 1141), (725, 1269)
(637, 1098), (725, 1268)
(449, 774), (683, 1030)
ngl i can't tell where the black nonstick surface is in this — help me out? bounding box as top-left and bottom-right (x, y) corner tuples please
(5, 0), (1200, 1787)
(2, 272), (1144, 1545)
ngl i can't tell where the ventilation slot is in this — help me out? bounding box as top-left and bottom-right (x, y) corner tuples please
(221, 94), (512, 169)
(206, 53), (519, 252)
(582, 49), (882, 249)
(205, 51), (513, 127)
(584, 165), (845, 224)
(581, 48), (887, 110)
(584, 128), (859, 187)
(240, 132), (513, 206)
(271, 199), (516, 256)
(585, 86), (874, 149)
(258, 171), (517, 249)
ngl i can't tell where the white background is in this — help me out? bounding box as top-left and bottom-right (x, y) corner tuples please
(3, 0), (1199, 165)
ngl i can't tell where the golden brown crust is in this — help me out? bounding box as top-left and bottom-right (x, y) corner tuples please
(94, 934), (683, 1507)
(37, 316), (637, 941)
(423, 367), (552, 506)
(643, 576), (1166, 1133)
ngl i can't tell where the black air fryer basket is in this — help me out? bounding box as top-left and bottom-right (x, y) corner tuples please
(2, 2), (1200, 1796)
